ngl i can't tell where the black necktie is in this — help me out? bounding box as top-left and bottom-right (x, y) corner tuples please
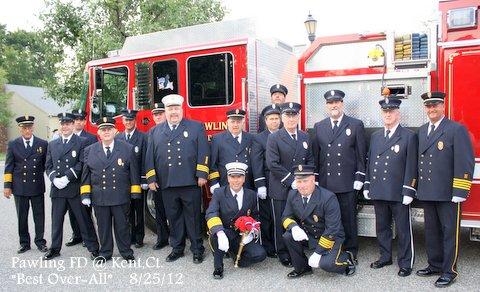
(25, 140), (31, 150)
(172, 125), (177, 131)
(332, 120), (339, 133)
(63, 139), (68, 144)
(233, 193), (239, 209)
(427, 124), (435, 139)
(234, 136), (240, 144)
(302, 197), (308, 208)
(106, 146), (111, 158)
(126, 133), (131, 141)
(385, 129), (391, 141)
(292, 134), (296, 141)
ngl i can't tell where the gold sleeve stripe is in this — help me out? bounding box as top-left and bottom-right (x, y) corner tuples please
(196, 164), (209, 174)
(4, 173), (12, 183)
(207, 217), (223, 230)
(319, 236), (335, 249)
(208, 171), (220, 180)
(80, 185), (91, 194)
(283, 218), (296, 229)
(454, 178), (472, 184)
(131, 185), (141, 193)
(146, 169), (156, 179)
(453, 178), (472, 190)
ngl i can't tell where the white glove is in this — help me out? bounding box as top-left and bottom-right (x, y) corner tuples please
(291, 225), (309, 241)
(141, 184), (148, 190)
(257, 186), (267, 200)
(363, 190), (370, 200)
(308, 252), (322, 268)
(59, 176), (69, 186)
(242, 232), (254, 245)
(315, 181), (319, 186)
(452, 196), (466, 203)
(53, 178), (62, 189)
(216, 230), (229, 252)
(210, 183), (220, 194)
(81, 198), (91, 207)
(353, 180), (364, 191)
(402, 195), (414, 205)
(291, 180), (297, 190)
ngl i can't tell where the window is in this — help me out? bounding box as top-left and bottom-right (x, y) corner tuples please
(188, 53), (233, 107)
(91, 66), (128, 121)
(153, 60), (178, 104)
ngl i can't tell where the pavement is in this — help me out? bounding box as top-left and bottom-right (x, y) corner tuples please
(0, 163), (479, 291)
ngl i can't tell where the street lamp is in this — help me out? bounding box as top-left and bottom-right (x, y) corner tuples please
(304, 13), (317, 43)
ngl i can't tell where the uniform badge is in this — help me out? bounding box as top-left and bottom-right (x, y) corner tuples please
(313, 215), (319, 222)
(118, 158), (123, 166)
(303, 141), (308, 149)
(134, 146), (139, 153)
(394, 145), (400, 153)
(437, 141), (444, 150)
(346, 128), (351, 136)
(183, 131), (188, 138)
(37, 147), (43, 153)
(247, 209), (251, 216)
(72, 150), (77, 158)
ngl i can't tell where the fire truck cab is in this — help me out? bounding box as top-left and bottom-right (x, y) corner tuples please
(298, 0), (480, 240)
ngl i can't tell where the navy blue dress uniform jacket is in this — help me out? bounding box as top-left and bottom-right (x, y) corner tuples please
(251, 130), (271, 189)
(364, 125), (418, 201)
(312, 115), (367, 193)
(417, 118), (474, 201)
(145, 118), (210, 189)
(79, 130), (98, 146)
(116, 130), (147, 184)
(206, 186), (259, 234)
(282, 186), (345, 255)
(80, 140), (141, 206)
(45, 134), (87, 198)
(266, 128), (314, 200)
(4, 136), (48, 196)
(209, 131), (254, 187)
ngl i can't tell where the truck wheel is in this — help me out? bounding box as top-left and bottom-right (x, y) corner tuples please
(145, 190), (157, 233)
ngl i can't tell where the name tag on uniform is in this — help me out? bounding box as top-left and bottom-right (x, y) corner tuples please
(303, 141), (308, 149)
(437, 141), (444, 150)
(346, 128), (351, 136)
(72, 150), (77, 158)
(183, 131), (188, 138)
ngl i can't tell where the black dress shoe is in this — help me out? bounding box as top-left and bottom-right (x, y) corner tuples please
(346, 251), (358, 265)
(280, 258), (292, 267)
(266, 251), (277, 258)
(434, 275), (456, 288)
(43, 249), (61, 260)
(17, 246), (31, 254)
(370, 260), (393, 269)
(134, 242), (144, 248)
(416, 267), (441, 277)
(94, 256), (112, 263)
(398, 268), (412, 277)
(37, 245), (48, 253)
(123, 255), (135, 262)
(152, 241), (168, 250)
(345, 263), (356, 276)
(213, 268), (224, 279)
(166, 251), (184, 262)
(90, 251), (99, 260)
(287, 267), (313, 278)
(193, 253), (204, 264)
(65, 238), (83, 247)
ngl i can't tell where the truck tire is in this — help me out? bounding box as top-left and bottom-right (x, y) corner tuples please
(145, 190), (157, 233)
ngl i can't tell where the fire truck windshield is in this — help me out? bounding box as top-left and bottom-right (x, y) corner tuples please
(91, 66), (128, 122)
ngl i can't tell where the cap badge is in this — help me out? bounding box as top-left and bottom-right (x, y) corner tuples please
(235, 109), (239, 114)
(330, 90), (335, 96)
(103, 117), (107, 123)
(289, 102), (293, 108)
(298, 165), (303, 171)
(427, 92), (432, 98)
(276, 84), (280, 89)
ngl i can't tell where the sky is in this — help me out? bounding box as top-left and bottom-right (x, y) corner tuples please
(0, 0), (438, 46)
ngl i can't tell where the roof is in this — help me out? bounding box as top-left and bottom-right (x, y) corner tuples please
(5, 84), (73, 116)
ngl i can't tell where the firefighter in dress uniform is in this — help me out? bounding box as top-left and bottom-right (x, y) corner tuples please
(312, 89), (367, 263)
(257, 84), (287, 132)
(117, 109), (148, 248)
(65, 109), (98, 248)
(209, 109), (254, 192)
(206, 162), (267, 279)
(80, 117), (141, 262)
(43, 113), (99, 260)
(145, 94), (210, 264)
(251, 104), (281, 257)
(363, 97), (417, 277)
(3, 116), (48, 254)
(282, 165), (356, 278)
(415, 92), (474, 288)
(266, 102), (314, 267)
(149, 102), (170, 250)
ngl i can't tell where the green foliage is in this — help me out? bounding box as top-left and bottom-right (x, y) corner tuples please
(0, 68), (13, 126)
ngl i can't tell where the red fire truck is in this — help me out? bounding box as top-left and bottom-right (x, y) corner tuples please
(80, 18), (298, 230)
(298, 0), (480, 240)
(80, 1), (480, 239)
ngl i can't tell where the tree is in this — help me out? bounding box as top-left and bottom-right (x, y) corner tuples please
(40, 0), (226, 104)
(0, 68), (13, 126)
